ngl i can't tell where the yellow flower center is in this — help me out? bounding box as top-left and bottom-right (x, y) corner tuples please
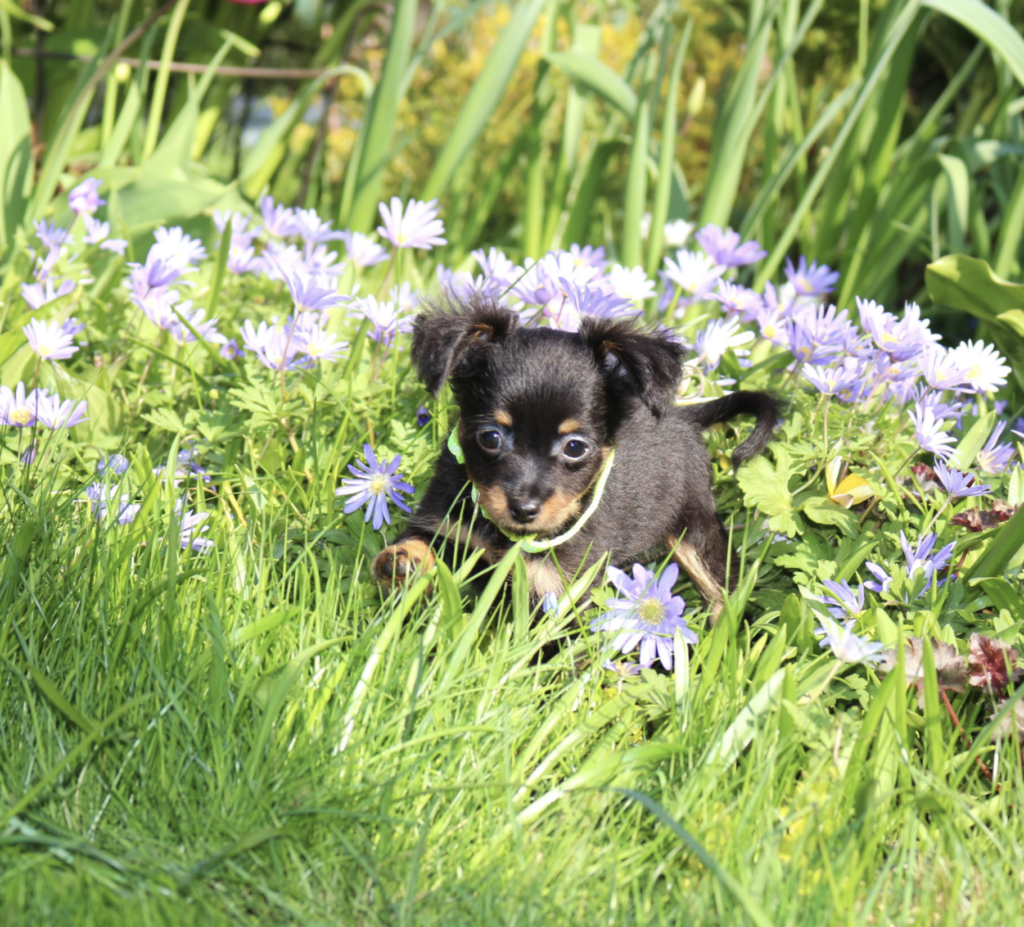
(638, 597), (665, 626)
(369, 475), (387, 496)
(968, 364), (981, 380)
(10, 407), (32, 425)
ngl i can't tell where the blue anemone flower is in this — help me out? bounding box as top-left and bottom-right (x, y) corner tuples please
(336, 444), (414, 531)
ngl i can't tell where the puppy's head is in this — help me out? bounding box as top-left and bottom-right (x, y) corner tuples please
(413, 296), (684, 536)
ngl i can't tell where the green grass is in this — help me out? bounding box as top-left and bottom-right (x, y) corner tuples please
(1, 457), (1022, 924)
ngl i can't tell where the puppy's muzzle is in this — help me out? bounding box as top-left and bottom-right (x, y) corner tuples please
(508, 497), (542, 525)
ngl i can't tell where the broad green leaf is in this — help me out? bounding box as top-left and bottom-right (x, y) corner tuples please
(936, 153), (969, 254)
(423, 0), (547, 200)
(800, 496), (859, 536)
(0, 60), (32, 253)
(736, 451), (798, 535)
(118, 178), (227, 232)
(923, 0), (1024, 89)
(542, 50), (638, 120)
(925, 254), (1024, 391)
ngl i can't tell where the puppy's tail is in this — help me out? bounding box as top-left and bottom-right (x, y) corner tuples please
(682, 391), (780, 466)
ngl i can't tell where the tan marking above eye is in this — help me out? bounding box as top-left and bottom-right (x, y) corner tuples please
(558, 418), (581, 435)
(493, 410), (513, 427)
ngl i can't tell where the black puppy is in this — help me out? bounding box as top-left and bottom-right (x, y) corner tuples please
(372, 296), (778, 618)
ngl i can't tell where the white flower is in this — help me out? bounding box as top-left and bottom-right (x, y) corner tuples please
(663, 219), (696, 248)
(947, 339), (1011, 394)
(605, 265), (657, 304)
(814, 614), (885, 665)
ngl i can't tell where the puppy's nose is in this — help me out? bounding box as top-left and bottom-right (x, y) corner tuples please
(508, 498), (541, 524)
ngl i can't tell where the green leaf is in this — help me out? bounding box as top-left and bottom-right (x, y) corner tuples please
(542, 50), (638, 119)
(800, 496), (859, 536)
(923, 0), (1024, 89)
(925, 254), (1024, 391)
(423, 0), (548, 200)
(949, 410), (996, 470)
(0, 60), (33, 253)
(343, 0), (417, 231)
(963, 504), (1024, 581)
(736, 450), (798, 536)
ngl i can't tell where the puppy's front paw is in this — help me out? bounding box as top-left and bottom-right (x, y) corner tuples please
(372, 539), (436, 589)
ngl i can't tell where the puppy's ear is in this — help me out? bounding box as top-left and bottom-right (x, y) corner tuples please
(412, 295), (519, 395)
(578, 317), (684, 416)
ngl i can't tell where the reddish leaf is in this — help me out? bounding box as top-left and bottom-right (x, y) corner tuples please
(967, 633), (1022, 695)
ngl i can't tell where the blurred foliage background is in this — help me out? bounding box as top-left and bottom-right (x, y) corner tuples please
(3, 0), (1024, 342)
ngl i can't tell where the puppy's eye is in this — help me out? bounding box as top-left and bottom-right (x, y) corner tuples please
(562, 438), (589, 460)
(477, 429), (503, 452)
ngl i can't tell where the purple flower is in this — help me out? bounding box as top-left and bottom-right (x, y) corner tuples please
(917, 346), (968, 392)
(864, 531), (955, 601)
(260, 196), (299, 238)
(151, 227), (207, 269)
(40, 397), (88, 429)
(97, 454), (130, 476)
(813, 614), (885, 665)
(220, 338), (243, 360)
(801, 362), (861, 397)
(695, 225), (767, 267)
(68, 177), (105, 216)
(349, 296), (414, 348)
(33, 219), (71, 251)
(239, 318), (307, 371)
(340, 230), (389, 268)
(933, 462), (992, 499)
(566, 243), (608, 270)
(470, 247), (519, 290)
(293, 319), (348, 364)
(514, 251), (600, 309)
(82, 215), (128, 253)
(784, 256), (840, 296)
(589, 562), (696, 671)
(292, 207), (345, 250)
(21, 277), (76, 310)
(377, 197), (447, 250)
(819, 578), (866, 618)
(0, 383), (52, 427)
(712, 281), (765, 321)
(549, 278), (638, 332)
(910, 403), (957, 460)
(278, 267), (347, 314)
(335, 444), (414, 531)
(23, 318), (80, 361)
(85, 483), (140, 525)
(416, 406), (431, 427)
(976, 422), (1016, 474)
(176, 507), (215, 553)
(856, 297), (938, 362)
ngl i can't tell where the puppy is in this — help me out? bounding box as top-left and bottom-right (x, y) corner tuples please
(371, 296), (778, 617)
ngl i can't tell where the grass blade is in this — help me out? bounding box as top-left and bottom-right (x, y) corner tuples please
(618, 788), (774, 927)
(422, 0), (547, 201)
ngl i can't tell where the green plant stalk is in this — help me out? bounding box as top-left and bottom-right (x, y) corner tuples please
(142, 0), (191, 162)
(343, 0), (416, 232)
(100, 0), (135, 148)
(646, 19), (691, 279)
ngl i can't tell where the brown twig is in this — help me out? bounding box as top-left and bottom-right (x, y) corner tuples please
(939, 688), (995, 784)
(14, 47), (334, 80)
